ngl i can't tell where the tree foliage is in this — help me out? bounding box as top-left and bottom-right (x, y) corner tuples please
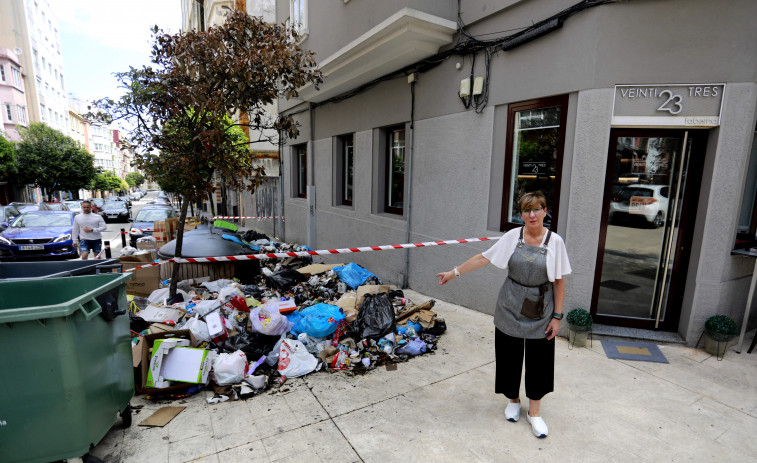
(125, 171), (145, 188)
(16, 123), (96, 197)
(92, 170), (124, 192)
(0, 134), (17, 179)
(93, 10), (322, 296)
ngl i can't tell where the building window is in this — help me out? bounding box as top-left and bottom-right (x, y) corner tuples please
(11, 68), (21, 88)
(17, 106), (27, 125)
(292, 144), (307, 198)
(385, 126), (406, 215)
(5, 104), (12, 122)
(0, 64), (5, 82)
(737, 126), (757, 241)
(40, 104), (46, 121)
(335, 134), (354, 206)
(500, 94), (569, 231)
(290, 0), (308, 35)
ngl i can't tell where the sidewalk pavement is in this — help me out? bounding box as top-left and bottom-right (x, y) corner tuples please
(92, 290), (757, 463)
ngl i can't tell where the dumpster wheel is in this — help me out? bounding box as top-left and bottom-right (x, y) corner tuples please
(120, 404), (132, 428)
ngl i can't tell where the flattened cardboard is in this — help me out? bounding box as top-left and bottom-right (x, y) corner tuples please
(139, 407), (186, 427)
(121, 252), (160, 297)
(137, 306), (185, 323)
(296, 263), (344, 277)
(138, 330), (199, 396)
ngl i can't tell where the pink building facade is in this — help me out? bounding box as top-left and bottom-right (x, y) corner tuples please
(0, 48), (28, 141)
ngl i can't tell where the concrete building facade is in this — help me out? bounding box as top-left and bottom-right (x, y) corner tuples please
(274, 0), (757, 344)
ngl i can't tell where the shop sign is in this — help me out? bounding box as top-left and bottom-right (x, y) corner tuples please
(521, 161), (547, 175)
(612, 84), (724, 127)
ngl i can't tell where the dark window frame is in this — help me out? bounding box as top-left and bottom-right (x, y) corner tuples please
(292, 143), (307, 199)
(384, 125), (406, 215)
(500, 94), (569, 232)
(336, 133), (354, 207)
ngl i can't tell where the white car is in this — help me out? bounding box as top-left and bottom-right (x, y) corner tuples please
(609, 184), (669, 228)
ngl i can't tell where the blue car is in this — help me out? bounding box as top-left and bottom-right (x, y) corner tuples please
(0, 211), (78, 260)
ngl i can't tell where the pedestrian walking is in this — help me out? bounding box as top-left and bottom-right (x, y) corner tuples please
(72, 200), (107, 260)
(436, 191), (571, 438)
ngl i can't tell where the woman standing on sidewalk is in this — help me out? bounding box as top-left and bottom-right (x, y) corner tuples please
(436, 191), (571, 438)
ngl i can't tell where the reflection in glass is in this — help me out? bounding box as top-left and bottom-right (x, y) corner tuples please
(387, 128), (405, 211)
(509, 106), (560, 224)
(343, 136), (354, 204)
(597, 136), (686, 321)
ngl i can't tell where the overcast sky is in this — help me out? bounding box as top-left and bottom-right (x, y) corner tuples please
(51, 0), (183, 104)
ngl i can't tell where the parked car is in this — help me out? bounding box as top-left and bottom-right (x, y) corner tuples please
(10, 202), (53, 213)
(609, 184), (669, 228)
(0, 211), (78, 260)
(128, 206), (177, 247)
(87, 198), (105, 213)
(45, 202), (71, 212)
(99, 201), (131, 223)
(63, 201), (82, 215)
(118, 195), (133, 207)
(0, 205), (21, 231)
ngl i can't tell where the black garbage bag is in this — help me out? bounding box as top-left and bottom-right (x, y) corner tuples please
(243, 230), (270, 242)
(242, 285), (263, 299)
(266, 268), (306, 291)
(129, 313), (150, 333)
(388, 289), (405, 299)
(356, 292), (396, 339)
(222, 331), (282, 361)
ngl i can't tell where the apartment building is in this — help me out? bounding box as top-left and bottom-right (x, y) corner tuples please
(0, 0), (69, 135)
(0, 48), (28, 140)
(275, 0), (757, 344)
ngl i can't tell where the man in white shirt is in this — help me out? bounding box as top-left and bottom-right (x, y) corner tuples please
(72, 200), (107, 260)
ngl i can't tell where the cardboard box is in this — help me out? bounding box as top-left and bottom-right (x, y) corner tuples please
(146, 338), (211, 388)
(136, 237), (158, 251)
(121, 253), (161, 297)
(137, 330), (199, 396)
(206, 312), (228, 343)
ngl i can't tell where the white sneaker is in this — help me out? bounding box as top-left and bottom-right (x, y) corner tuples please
(505, 402), (521, 422)
(527, 412), (548, 438)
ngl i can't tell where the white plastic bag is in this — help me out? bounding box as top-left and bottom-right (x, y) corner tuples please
(147, 288), (190, 305)
(201, 279), (236, 293)
(212, 350), (248, 386)
(277, 339), (318, 378)
(249, 307), (292, 336)
(184, 317), (210, 343)
(119, 245), (136, 256)
(218, 284), (245, 302)
(192, 300), (220, 317)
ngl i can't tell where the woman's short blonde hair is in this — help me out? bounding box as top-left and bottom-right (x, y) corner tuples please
(518, 191), (547, 212)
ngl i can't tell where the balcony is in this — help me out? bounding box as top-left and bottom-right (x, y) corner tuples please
(296, 8), (457, 103)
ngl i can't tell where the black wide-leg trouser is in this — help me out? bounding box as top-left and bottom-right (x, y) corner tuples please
(494, 328), (555, 401)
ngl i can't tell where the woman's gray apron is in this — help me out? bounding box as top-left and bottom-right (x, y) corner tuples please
(494, 228), (553, 339)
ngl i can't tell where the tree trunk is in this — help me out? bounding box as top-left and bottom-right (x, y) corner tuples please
(208, 190), (216, 217)
(169, 198), (190, 297)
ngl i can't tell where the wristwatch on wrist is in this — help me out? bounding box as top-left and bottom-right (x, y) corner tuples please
(453, 266), (461, 277)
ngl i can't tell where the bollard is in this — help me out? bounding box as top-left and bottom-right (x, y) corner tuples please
(104, 241), (112, 258)
(121, 228), (127, 248)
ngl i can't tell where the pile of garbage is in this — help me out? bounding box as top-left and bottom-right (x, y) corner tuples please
(129, 234), (446, 401)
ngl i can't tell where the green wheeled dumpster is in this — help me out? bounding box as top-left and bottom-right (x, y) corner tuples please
(0, 273), (134, 463)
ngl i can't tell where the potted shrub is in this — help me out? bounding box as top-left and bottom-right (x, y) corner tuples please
(566, 308), (593, 348)
(703, 314), (738, 359)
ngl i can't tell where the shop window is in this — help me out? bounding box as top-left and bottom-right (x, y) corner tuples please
(292, 143), (307, 198)
(385, 126), (406, 215)
(334, 133), (354, 206)
(736, 126), (757, 242)
(500, 95), (568, 231)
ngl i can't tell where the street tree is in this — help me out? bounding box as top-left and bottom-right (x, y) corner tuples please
(94, 10), (322, 296)
(16, 123), (96, 200)
(125, 171), (145, 188)
(91, 170), (124, 193)
(0, 134), (17, 180)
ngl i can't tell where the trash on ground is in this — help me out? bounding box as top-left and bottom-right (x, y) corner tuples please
(127, 230), (446, 402)
(138, 406), (186, 427)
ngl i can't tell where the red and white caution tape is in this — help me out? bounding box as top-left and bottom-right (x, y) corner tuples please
(123, 260), (167, 273)
(123, 236), (499, 272)
(120, 228), (153, 234)
(212, 216), (284, 221)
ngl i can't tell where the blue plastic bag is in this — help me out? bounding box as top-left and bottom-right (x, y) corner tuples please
(333, 262), (377, 289)
(395, 337), (427, 356)
(291, 303), (345, 338)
